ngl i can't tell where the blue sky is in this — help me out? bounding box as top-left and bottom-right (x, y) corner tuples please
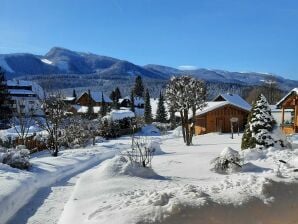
(1, 0), (298, 79)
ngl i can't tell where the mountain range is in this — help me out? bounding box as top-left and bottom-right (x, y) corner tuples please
(0, 47), (297, 92)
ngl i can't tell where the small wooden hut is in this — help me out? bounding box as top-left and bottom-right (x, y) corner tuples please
(276, 88), (298, 134)
(195, 94), (251, 135)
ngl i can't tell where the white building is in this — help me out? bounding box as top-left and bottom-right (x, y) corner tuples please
(7, 80), (44, 116)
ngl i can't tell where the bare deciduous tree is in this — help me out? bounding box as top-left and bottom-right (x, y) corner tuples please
(36, 95), (66, 156)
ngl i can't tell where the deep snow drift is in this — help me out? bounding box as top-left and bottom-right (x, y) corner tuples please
(58, 132), (298, 224)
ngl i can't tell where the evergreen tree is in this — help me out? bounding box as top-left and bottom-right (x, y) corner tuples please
(110, 90), (117, 109)
(72, 89), (77, 99)
(115, 87), (122, 101)
(86, 90), (94, 119)
(100, 92), (108, 117)
(0, 67), (12, 122)
(130, 90), (135, 113)
(144, 89), (152, 124)
(134, 76), (144, 97)
(156, 92), (167, 123)
(241, 94), (276, 150)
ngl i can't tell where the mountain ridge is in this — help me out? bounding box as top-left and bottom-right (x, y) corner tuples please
(0, 47), (297, 91)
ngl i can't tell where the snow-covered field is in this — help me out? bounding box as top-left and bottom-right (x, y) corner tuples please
(0, 137), (132, 224)
(1, 129), (298, 224)
(58, 132), (298, 224)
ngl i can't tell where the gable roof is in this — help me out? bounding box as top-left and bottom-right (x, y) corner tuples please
(276, 88), (298, 108)
(195, 93), (251, 116)
(78, 91), (112, 103)
(213, 93), (251, 111)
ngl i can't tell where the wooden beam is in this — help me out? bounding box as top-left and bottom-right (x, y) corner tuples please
(282, 107), (285, 126)
(295, 105), (298, 129)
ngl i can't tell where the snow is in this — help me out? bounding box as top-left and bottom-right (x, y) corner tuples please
(57, 132), (298, 224)
(108, 109), (135, 121)
(70, 105), (101, 114)
(7, 79), (45, 99)
(0, 137), (132, 224)
(276, 88), (298, 107)
(214, 93), (251, 111)
(0, 56), (14, 73)
(88, 91), (112, 103)
(41, 58), (53, 65)
(2, 127), (298, 223)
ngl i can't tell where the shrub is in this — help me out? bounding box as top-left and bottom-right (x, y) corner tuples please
(0, 146), (31, 170)
(211, 147), (242, 174)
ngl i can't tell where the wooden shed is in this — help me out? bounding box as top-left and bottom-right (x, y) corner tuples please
(276, 88), (298, 135)
(195, 94), (251, 135)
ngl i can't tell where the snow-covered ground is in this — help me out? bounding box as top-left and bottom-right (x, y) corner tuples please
(58, 132), (298, 224)
(2, 129), (298, 224)
(0, 137), (132, 224)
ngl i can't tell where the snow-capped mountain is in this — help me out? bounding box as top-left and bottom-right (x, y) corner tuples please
(0, 47), (297, 90)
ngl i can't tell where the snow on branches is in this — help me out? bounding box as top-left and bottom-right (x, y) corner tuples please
(165, 76), (206, 145)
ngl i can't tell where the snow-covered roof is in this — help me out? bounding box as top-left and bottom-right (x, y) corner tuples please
(196, 101), (229, 116)
(121, 96), (144, 105)
(8, 89), (36, 96)
(79, 91), (112, 103)
(276, 88), (298, 108)
(108, 109), (135, 120)
(71, 105), (101, 114)
(195, 94), (251, 116)
(213, 93), (251, 111)
(64, 96), (76, 101)
(7, 80), (44, 99)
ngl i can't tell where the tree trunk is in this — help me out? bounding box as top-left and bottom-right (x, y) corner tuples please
(190, 107), (196, 145)
(180, 111), (186, 143)
(184, 109), (191, 146)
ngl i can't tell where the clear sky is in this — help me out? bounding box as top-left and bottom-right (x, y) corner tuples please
(1, 0), (298, 79)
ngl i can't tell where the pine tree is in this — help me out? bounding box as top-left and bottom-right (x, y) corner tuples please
(0, 67), (12, 122)
(134, 76), (144, 97)
(100, 92), (108, 117)
(86, 90), (94, 119)
(110, 90), (117, 109)
(144, 89), (152, 124)
(241, 94), (275, 150)
(72, 89), (77, 99)
(130, 90), (135, 113)
(156, 92), (167, 123)
(115, 87), (122, 101)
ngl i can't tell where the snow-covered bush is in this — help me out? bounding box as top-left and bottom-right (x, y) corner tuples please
(211, 147), (242, 174)
(99, 118), (120, 139)
(122, 136), (156, 168)
(152, 122), (171, 134)
(63, 117), (101, 148)
(0, 146), (30, 170)
(242, 94), (284, 150)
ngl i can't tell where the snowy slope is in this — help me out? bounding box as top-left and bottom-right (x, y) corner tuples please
(58, 132), (298, 224)
(0, 137), (133, 224)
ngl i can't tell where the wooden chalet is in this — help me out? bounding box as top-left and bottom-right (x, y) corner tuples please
(76, 91), (112, 107)
(195, 94), (251, 135)
(276, 88), (298, 134)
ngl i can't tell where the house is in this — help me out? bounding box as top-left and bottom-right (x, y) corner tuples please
(194, 93), (251, 135)
(76, 91), (112, 107)
(67, 105), (101, 115)
(7, 80), (44, 116)
(119, 96), (144, 109)
(276, 88), (298, 134)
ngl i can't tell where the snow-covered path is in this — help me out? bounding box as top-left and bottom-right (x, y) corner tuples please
(8, 173), (80, 224)
(1, 136), (133, 224)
